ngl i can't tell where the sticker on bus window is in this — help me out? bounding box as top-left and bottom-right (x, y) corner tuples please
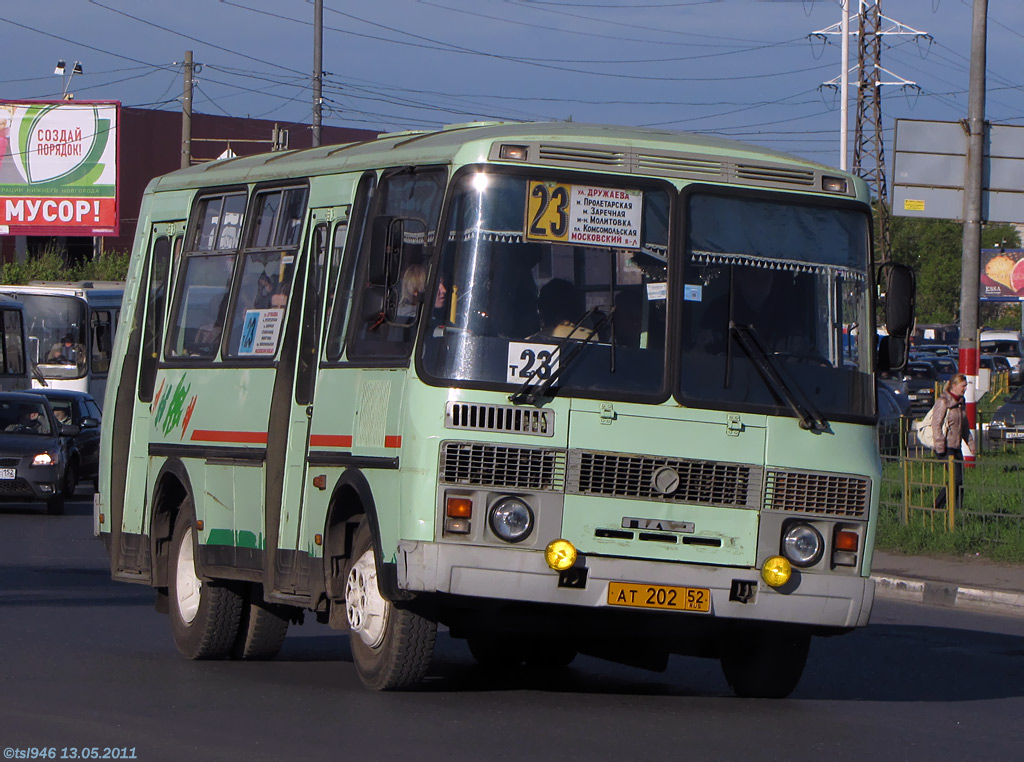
(526, 181), (642, 249)
(238, 309), (284, 356)
(682, 284), (701, 302)
(647, 282), (669, 301)
(507, 342), (559, 385)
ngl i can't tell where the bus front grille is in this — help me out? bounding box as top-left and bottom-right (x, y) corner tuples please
(763, 469), (869, 518)
(568, 450), (761, 509)
(439, 441), (566, 491)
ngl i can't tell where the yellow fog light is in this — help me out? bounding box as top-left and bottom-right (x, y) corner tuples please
(761, 555), (792, 587)
(545, 539), (577, 571)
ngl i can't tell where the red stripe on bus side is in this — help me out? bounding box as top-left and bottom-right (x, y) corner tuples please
(384, 435), (402, 448)
(309, 434), (354, 448)
(190, 430), (268, 444)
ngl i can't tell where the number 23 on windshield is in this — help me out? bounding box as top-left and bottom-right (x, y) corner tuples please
(526, 181), (570, 242)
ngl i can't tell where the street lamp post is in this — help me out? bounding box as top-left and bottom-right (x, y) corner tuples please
(54, 60), (83, 100)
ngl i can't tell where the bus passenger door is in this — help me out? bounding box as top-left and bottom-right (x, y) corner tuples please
(272, 207), (348, 596)
(111, 221), (182, 575)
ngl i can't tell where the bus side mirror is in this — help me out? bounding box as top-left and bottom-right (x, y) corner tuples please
(368, 216), (403, 288)
(878, 262), (915, 372)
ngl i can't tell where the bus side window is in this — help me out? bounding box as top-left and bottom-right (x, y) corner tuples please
(2, 309), (24, 376)
(91, 310), (113, 374)
(225, 185), (308, 359)
(167, 192), (245, 360)
(139, 235), (172, 401)
(326, 172), (376, 362)
(348, 168), (445, 361)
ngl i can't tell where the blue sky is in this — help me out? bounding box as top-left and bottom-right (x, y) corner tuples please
(3, 0), (1023, 169)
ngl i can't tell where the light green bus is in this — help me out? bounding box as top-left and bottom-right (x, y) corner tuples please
(98, 121), (912, 697)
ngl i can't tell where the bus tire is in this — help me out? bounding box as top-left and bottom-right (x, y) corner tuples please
(169, 504), (242, 660)
(231, 587), (289, 661)
(344, 517), (436, 690)
(719, 627), (810, 699)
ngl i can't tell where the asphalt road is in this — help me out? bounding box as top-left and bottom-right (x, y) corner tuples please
(2, 494), (1024, 761)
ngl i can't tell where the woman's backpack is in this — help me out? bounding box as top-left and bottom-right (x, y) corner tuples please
(915, 401), (949, 448)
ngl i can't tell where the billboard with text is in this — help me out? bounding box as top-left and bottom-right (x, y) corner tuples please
(0, 100), (119, 237)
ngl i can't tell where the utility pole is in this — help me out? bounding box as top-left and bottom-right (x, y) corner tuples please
(959, 0), (988, 448)
(181, 50), (193, 169)
(312, 0), (323, 147)
(815, 2), (927, 259)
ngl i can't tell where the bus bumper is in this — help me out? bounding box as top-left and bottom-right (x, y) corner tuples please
(396, 540), (873, 630)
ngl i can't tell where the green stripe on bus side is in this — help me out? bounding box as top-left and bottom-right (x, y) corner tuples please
(237, 530), (261, 549)
(206, 528), (234, 546)
(205, 529), (264, 549)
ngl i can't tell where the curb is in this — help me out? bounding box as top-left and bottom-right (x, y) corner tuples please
(872, 574), (1024, 617)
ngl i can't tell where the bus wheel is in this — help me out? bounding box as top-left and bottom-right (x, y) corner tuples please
(231, 586), (289, 661)
(169, 504), (242, 659)
(719, 627), (810, 699)
(344, 518), (436, 690)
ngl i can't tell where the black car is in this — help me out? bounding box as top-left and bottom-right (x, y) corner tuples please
(893, 361), (940, 416)
(24, 388), (102, 491)
(878, 382), (912, 455)
(0, 392), (77, 514)
(986, 384), (1024, 444)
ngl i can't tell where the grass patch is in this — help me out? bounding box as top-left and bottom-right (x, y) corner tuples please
(878, 452), (1024, 562)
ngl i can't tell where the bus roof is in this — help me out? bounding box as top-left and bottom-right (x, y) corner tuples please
(146, 120), (858, 197)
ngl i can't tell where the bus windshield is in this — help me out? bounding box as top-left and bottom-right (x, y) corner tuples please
(19, 294), (89, 379)
(679, 192), (874, 421)
(421, 171), (670, 398)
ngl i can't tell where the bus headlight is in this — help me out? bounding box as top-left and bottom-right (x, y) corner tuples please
(489, 497), (533, 543)
(782, 522), (823, 567)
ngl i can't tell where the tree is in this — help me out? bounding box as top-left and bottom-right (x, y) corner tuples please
(888, 213), (1020, 324)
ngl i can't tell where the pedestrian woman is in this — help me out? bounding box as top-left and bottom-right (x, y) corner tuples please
(931, 373), (971, 512)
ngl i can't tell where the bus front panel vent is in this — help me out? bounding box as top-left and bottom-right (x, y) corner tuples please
(445, 402), (554, 437)
(537, 143), (628, 169)
(734, 164), (816, 188)
(636, 152), (723, 180)
(439, 441), (566, 492)
(763, 469), (869, 518)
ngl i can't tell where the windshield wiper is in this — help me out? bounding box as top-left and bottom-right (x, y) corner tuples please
(509, 306), (615, 406)
(730, 322), (829, 432)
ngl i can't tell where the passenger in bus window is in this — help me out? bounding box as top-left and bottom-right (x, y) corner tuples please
(396, 264), (427, 325)
(530, 279), (594, 341)
(253, 273), (274, 309)
(270, 283), (289, 310)
(47, 334), (86, 366)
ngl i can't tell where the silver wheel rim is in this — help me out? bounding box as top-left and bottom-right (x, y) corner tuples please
(345, 547), (388, 648)
(175, 525), (202, 625)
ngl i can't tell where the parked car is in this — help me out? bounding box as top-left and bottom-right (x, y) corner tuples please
(911, 354), (958, 383)
(986, 384), (1024, 443)
(980, 329), (1022, 384)
(877, 382), (912, 455)
(0, 392), (77, 514)
(24, 388), (102, 491)
(979, 353), (1012, 377)
(891, 361), (939, 416)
